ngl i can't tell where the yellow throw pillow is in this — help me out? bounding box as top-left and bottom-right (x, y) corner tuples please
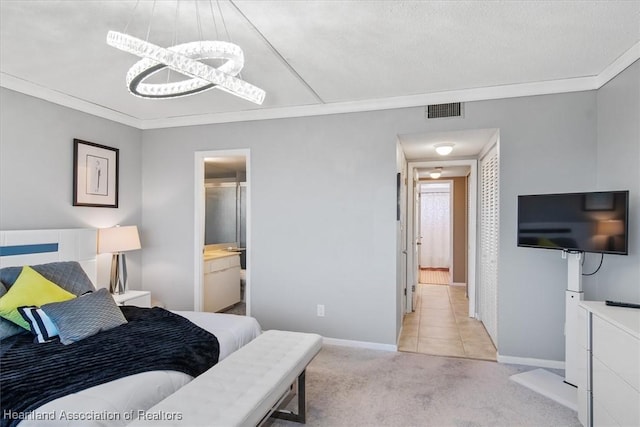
(0, 266), (76, 329)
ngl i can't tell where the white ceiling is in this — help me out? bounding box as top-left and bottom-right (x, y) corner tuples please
(1, 1), (639, 129)
(400, 128), (498, 160)
(419, 166), (471, 180)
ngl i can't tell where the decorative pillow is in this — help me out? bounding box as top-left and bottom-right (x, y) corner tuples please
(0, 284), (27, 339)
(0, 266), (76, 329)
(41, 288), (127, 345)
(17, 306), (59, 343)
(0, 261), (95, 295)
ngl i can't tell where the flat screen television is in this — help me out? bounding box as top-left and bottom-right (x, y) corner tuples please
(517, 190), (629, 255)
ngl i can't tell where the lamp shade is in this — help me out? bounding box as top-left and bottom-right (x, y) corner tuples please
(98, 226), (141, 254)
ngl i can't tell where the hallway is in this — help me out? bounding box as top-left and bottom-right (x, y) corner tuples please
(398, 284), (497, 361)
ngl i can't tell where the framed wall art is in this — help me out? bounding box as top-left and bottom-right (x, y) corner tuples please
(73, 139), (119, 208)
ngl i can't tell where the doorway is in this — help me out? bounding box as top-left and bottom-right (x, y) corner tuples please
(419, 181), (453, 286)
(399, 162), (496, 360)
(194, 149), (251, 316)
(406, 159), (477, 318)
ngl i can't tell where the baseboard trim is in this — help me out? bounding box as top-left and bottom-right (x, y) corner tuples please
(497, 354), (565, 370)
(323, 336), (397, 352)
(451, 282), (466, 287)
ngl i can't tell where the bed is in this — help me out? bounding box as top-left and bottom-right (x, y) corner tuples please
(0, 229), (262, 427)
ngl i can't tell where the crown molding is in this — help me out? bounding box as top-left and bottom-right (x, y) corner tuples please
(594, 40), (640, 89)
(0, 73), (142, 129)
(142, 75), (598, 129)
(2, 42), (638, 130)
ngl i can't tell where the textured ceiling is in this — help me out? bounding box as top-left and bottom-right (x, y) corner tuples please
(1, 1), (639, 128)
(400, 128), (498, 160)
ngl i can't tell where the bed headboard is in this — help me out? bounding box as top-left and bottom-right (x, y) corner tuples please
(0, 229), (97, 285)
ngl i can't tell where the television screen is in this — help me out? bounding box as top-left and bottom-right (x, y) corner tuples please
(517, 190), (629, 255)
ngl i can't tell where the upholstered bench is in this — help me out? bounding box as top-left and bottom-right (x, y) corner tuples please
(130, 330), (322, 426)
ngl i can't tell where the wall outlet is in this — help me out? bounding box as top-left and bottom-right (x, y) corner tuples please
(317, 304), (325, 317)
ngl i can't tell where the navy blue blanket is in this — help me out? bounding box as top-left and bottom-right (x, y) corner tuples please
(0, 307), (219, 427)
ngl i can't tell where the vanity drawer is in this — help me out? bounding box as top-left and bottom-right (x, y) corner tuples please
(205, 255), (240, 272)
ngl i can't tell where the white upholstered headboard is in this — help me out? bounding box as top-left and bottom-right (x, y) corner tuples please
(0, 229), (97, 285)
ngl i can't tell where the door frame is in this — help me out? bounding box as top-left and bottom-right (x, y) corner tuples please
(418, 180), (454, 284)
(406, 159), (477, 317)
(194, 149), (251, 315)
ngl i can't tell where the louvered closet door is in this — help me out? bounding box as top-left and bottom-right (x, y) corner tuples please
(479, 145), (499, 346)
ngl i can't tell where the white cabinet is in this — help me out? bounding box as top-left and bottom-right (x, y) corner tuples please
(578, 302), (640, 427)
(113, 290), (151, 308)
(203, 254), (241, 313)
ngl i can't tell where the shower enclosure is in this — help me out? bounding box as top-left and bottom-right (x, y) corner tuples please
(204, 178), (247, 269)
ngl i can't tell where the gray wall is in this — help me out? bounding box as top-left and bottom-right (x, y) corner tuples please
(592, 60), (640, 302)
(142, 90), (602, 356)
(0, 88), (143, 289)
(1, 62), (636, 360)
(142, 113), (399, 344)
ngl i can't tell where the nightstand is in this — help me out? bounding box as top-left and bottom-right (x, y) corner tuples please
(112, 290), (151, 308)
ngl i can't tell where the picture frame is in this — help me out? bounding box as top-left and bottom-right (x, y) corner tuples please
(73, 139), (119, 208)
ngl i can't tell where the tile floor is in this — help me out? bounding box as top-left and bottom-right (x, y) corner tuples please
(398, 284), (497, 361)
(419, 268), (450, 285)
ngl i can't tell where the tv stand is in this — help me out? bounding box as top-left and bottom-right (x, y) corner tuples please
(510, 251), (581, 410)
(565, 251), (584, 386)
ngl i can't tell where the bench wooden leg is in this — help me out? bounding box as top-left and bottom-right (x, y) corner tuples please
(271, 370), (306, 423)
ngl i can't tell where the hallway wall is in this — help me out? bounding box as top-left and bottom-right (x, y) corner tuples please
(452, 176), (467, 284)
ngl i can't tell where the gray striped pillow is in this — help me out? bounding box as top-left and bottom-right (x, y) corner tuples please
(41, 288), (127, 345)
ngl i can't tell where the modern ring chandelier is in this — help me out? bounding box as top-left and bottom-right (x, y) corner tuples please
(106, 0), (265, 104)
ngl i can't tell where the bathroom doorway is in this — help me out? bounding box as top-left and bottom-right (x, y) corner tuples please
(194, 149), (251, 316)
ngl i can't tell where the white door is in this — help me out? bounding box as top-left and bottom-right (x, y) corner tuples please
(478, 145), (499, 345)
(397, 171), (407, 317)
(412, 170), (421, 311)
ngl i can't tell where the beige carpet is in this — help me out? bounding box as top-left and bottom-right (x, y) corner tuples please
(419, 268), (450, 285)
(270, 345), (580, 427)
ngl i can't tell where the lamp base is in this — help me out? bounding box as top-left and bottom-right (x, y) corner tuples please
(109, 253), (128, 295)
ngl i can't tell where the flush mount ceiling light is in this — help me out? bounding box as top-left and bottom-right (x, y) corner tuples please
(106, 0), (265, 104)
(435, 143), (455, 156)
(429, 167), (443, 179)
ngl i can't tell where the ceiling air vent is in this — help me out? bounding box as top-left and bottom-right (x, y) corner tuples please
(426, 103), (463, 119)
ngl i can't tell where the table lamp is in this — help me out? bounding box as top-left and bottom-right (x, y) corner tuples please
(98, 225), (141, 294)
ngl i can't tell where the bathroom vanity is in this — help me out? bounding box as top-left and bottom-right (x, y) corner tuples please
(203, 248), (241, 312)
